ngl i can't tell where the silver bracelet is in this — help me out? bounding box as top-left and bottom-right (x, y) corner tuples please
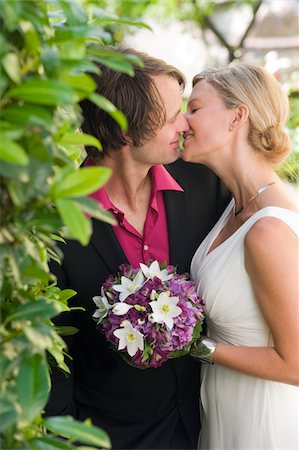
(190, 336), (218, 364)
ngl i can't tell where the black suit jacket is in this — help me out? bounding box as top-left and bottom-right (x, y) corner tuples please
(46, 159), (230, 449)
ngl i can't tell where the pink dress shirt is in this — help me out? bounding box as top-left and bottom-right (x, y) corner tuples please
(89, 164), (183, 268)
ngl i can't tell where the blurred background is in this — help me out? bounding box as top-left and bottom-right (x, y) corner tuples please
(96, 0), (299, 188)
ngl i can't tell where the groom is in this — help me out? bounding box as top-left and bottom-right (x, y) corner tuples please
(46, 46), (229, 449)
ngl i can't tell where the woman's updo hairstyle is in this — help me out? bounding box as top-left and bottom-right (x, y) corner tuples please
(193, 63), (291, 164)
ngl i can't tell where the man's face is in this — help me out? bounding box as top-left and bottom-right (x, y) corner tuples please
(132, 75), (189, 166)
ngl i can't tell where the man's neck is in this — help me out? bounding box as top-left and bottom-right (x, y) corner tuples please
(99, 152), (153, 214)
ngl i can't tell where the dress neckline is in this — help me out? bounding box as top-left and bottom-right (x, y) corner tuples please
(205, 201), (299, 258)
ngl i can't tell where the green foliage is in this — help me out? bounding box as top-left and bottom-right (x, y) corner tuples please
(0, 0), (144, 448)
(276, 96), (299, 183)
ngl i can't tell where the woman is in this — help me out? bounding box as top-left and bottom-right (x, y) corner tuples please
(182, 63), (299, 449)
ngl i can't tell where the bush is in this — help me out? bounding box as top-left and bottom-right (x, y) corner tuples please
(0, 1), (144, 448)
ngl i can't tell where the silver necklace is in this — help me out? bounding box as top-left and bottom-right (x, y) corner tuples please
(234, 182), (276, 217)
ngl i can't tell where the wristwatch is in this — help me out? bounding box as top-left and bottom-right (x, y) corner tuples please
(190, 336), (218, 364)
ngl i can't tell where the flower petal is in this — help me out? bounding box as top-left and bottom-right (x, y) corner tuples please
(112, 302), (133, 315)
(119, 291), (131, 302)
(134, 270), (145, 286)
(139, 263), (149, 277)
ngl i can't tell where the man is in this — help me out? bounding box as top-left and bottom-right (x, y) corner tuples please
(46, 47), (229, 449)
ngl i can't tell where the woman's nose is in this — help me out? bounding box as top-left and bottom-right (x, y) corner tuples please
(178, 113), (190, 132)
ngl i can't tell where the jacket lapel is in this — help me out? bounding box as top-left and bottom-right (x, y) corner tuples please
(90, 219), (128, 274)
(163, 188), (187, 271)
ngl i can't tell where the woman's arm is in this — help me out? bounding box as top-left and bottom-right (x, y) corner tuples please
(212, 216), (299, 386)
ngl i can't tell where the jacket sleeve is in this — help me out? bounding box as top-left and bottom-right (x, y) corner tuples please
(44, 259), (76, 418)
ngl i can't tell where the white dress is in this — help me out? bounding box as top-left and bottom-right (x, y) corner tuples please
(191, 199), (299, 450)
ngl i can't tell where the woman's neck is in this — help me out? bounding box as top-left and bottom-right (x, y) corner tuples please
(206, 151), (278, 214)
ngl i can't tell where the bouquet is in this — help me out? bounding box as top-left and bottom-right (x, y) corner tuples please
(92, 260), (204, 368)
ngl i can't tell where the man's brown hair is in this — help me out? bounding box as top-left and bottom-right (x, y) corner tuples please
(80, 46), (185, 160)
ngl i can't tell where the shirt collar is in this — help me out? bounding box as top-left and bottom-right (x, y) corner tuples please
(150, 164), (183, 213)
(151, 164), (184, 193)
(90, 186), (123, 217)
(89, 163), (184, 214)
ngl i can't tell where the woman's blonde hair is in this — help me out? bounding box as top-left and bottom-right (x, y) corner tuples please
(193, 63), (291, 164)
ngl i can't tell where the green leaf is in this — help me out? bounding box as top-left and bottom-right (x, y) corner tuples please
(6, 298), (63, 323)
(168, 348), (189, 359)
(23, 265), (52, 283)
(58, 289), (77, 303)
(0, 399), (18, 432)
(0, 353), (13, 385)
(93, 17), (152, 31)
(28, 436), (72, 450)
(89, 93), (127, 131)
(72, 197), (116, 225)
(50, 233), (66, 243)
(56, 198), (91, 246)
(54, 326), (79, 336)
(86, 47), (143, 67)
(60, 39), (86, 61)
(0, 121), (24, 140)
(8, 80), (78, 106)
(2, 52), (22, 83)
(57, 132), (102, 150)
(0, 160), (29, 181)
(60, 73), (96, 95)
(192, 321), (203, 340)
(23, 324), (54, 351)
(54, 25), (109, 43)
(0, 138), (29, 165)
(17, 354), (50, 422)
(51, 167), (111, 198)
(90, 55), (135, 76)
(43, 416), (111, 448)
(2, 104), (53, 127)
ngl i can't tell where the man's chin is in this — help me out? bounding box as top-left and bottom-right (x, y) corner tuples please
(165, 153), (180, 165)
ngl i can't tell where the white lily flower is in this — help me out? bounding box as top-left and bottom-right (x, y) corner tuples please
(92, 288), (112, 324)
(113, 271), (145, 302)
(112, 302), (133, 316)
(149, 291), (182, 330)
(113, 320), (144, 357)
(140, 260), (173, 282)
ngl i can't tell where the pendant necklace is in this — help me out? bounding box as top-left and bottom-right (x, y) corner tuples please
(234, 182), (276, 217)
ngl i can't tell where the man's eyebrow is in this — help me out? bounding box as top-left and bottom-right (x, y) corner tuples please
(168, 108), (182, 122)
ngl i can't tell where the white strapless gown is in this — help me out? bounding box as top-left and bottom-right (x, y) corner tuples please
(191, 200), (299, 450)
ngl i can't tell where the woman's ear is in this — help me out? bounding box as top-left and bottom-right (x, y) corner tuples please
(229, 104), (249, 131)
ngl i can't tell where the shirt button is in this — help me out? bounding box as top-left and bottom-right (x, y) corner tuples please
(119, 222), (124, 227)
(143, 244), (149, 251)
(113, 210), (118, 214)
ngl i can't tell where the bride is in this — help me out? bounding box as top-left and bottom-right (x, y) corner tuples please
(182, 63), (299, 449)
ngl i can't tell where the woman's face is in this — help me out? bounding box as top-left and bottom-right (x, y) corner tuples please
(182, 79), (235, 164)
